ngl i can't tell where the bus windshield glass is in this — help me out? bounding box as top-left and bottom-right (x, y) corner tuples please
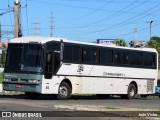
(5, 44), (43, 73)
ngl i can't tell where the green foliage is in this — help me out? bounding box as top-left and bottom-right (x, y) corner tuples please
(0, 50), (7, 68)
(0, 72), (3, 84)
(146, 36), (160, 61)
(113, 38), (127, 47)
(2, 43), (7, 49)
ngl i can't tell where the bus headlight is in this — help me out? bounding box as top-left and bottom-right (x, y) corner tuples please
(29, 80), (41, 84)
(33, 80), (41, 84)
(4, 78), (11, 82)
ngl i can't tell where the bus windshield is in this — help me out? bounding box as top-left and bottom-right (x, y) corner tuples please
(5, 44), (43, 73)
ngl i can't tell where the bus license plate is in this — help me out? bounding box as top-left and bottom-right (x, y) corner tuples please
(16, 84), (22, 88)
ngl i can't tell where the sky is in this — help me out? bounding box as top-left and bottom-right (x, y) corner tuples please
(0, 0), (160, 43)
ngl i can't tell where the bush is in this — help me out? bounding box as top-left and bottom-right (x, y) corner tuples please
(0, 73), (3, 84)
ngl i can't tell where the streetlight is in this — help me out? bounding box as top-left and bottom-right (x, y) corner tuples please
(146, 21), (153, 40)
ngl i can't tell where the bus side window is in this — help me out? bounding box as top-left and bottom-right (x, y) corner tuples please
(149, 54), (156, 68)
(91, 48), (99, 64)
(114, 50), (122, 64)
(73, 46), (81, 62)
(123, 52), (129, 65)
(100, 49), (107, 65)
(130, 52), (136, 66)
(136, 53), (143, 66)
(143, 54), (150, 67)
(108, 49), (114, 64)
(152, 54), (156, 68)
(64, 45), (73, 61)
(83, 47), (91, 63)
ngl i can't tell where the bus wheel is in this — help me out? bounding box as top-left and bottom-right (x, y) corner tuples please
(127, 84), (137, 99)
(25, 92), (40, 99)
(57, 82), (71, 100)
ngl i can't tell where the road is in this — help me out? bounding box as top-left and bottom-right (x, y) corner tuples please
(0, 94), (159, 120)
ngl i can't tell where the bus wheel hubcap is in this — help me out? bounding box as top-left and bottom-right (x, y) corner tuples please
(59, 86), (68, 97)
(129, 89), (134, 96)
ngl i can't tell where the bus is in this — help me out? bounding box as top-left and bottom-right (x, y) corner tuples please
(3, 37), (158, 100)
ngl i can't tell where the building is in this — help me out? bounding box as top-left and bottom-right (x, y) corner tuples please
(97, 39), (115, 45)
(129, 40), (147, 47)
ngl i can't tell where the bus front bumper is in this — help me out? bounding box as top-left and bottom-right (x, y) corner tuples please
(2, 82), (41, 93)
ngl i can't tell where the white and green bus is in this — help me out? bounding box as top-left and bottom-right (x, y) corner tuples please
(3, 37), (158, 100)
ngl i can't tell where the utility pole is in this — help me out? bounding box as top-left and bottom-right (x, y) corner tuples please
(146, 21), (153, 40)
(32, 19), (40, 36)
(50, 12), (53, 37)
(14, 0), (22, 38)
(134, 28), (138, 40)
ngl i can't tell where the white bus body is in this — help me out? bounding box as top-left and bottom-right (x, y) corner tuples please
(3, 37), (158, 99)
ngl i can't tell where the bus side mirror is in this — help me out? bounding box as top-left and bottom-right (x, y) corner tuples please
(44, 52), (55, 79)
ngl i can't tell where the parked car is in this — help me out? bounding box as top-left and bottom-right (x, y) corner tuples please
(155, 79), (160, 94)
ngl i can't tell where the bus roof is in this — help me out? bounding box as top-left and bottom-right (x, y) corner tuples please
(9, 36), (157, 53)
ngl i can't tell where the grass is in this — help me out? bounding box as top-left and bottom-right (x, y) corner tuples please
(1, 91), (24, 95)
(0, 72), (3, 84)
(104, 106), (120, 110)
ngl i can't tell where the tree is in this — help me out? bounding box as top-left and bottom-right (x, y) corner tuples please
(1, 50), (6, 67)
(2, 43), (7, 49)
(146, 36), (160, 61)
(113, 39), (127, 47)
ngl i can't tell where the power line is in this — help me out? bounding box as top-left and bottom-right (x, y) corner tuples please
(89, 3), (160, 33)
(0, 9), (14, 16)
(64, 0), (114, 21)
(29, 0), (159, 23)
(87, 0), (141, 25)
(54, 0), (147, 29)
(32, 19), (40, 36)
(110, 22), (160, 39)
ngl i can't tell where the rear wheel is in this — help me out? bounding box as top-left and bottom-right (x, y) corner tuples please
(121, 84), (137, 99)
(127, 84), (137, 99)
(57, 82), (71, 100)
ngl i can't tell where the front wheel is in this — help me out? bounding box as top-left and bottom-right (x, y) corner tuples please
(57, 82), (71, 100)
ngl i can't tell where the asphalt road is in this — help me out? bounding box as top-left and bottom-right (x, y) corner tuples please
(0, 94), (159, 120)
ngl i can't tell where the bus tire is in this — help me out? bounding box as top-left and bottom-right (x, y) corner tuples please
(57, 82), (71, 100)
(127, 84), (137, 99)
(25, 92), (40, 99)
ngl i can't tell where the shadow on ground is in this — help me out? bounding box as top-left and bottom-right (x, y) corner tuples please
(0, 94), (152, 100)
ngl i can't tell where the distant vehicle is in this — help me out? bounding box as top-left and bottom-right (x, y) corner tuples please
(3, 37), (158, 100)
(157, 80), (160, 87)
(155, 80), (160, 95)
